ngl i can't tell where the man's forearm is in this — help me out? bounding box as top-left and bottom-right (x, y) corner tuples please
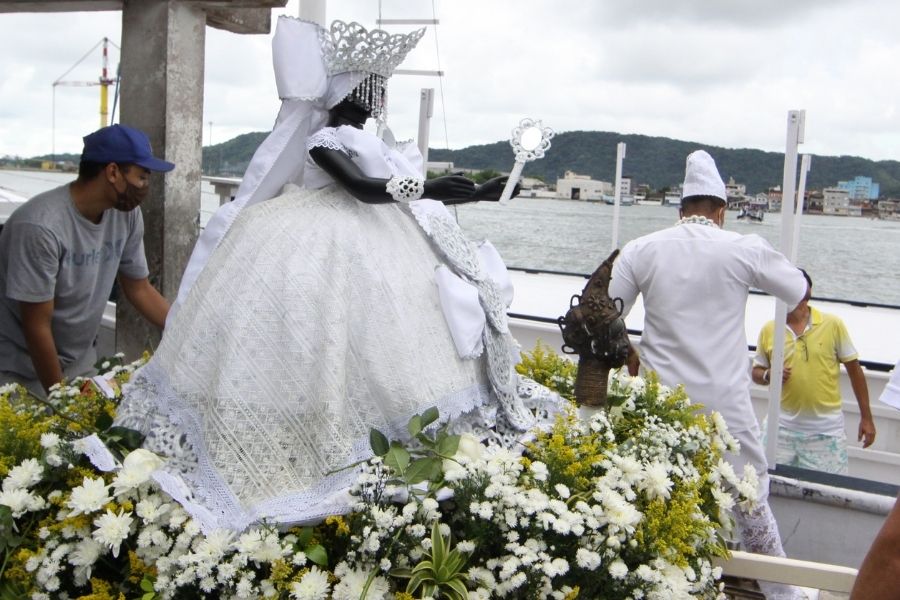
(852, 496), (900, 600)
(23, 324), (63, 390)
(846, 361), (873, 419)
(751, 365), (769, 385)
(120, 277), (170, 329)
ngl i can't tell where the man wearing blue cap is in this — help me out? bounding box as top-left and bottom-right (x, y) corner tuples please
(0, 124), (174, 397)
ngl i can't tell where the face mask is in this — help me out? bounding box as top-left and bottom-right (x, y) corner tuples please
(114, 179), (149, 212)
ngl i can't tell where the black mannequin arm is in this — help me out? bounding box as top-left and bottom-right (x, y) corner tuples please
(308, 145), (519, 204)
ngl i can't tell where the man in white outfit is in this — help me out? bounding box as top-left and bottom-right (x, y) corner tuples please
(609, 150), (808, 600)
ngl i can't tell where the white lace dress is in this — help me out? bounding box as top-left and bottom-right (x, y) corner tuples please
(115, 125), (560, 532)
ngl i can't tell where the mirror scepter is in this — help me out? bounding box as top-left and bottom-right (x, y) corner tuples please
(499, 118), (555, 204)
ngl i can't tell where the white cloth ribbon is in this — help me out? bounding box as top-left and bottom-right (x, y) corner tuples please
(435, 241), (514, 359)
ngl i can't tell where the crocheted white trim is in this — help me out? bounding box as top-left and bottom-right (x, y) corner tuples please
(74, 434), (118, 472)
(306, 127), (343, 152)
(386, 175), (424, 203)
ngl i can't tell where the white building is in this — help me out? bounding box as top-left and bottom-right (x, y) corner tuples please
(556, 170), (613, 201)
(823, 187), (860, 216)
(725, 177), (746, 198)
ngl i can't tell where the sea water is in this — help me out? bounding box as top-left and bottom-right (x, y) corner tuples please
(3, 169), (898, 306)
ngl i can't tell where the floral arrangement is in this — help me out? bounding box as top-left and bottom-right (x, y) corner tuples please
(0, 347), (758, 599)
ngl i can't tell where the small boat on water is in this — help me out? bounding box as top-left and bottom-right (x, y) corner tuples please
(738, 206), (765, 222)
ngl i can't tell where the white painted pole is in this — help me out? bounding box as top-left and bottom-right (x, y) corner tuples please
(790, 154), (811, 263)
(765, 110), (805, 467)
(417, 88), (434, 176)
(298, 0), (326, 25)
(611, 142), (626, 251)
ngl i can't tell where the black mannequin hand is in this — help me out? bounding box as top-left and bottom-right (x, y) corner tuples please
(472, 176), (519, 202)
(423, 175), (476, 200)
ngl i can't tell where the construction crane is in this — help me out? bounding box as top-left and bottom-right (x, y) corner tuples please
(51, 37), (119, 162)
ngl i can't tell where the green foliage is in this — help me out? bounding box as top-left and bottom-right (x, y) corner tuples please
(369, 407), (460, 494)
(516, 340), (577, 402)
(392, 522), (469, 600)
(468, 169), (502, 184)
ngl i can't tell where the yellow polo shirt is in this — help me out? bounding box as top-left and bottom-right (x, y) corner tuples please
(754, 307), (857, 433)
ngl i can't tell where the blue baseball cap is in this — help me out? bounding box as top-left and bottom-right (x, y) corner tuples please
(81, 124), (175, 172)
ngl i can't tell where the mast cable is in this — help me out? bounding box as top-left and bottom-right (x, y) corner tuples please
(430, 0), (450, 149)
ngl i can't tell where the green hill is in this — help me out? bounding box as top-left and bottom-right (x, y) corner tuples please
(198, 130), (900, 197)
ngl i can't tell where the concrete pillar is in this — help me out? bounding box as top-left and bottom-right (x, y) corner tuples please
(117, 0), (205, 359)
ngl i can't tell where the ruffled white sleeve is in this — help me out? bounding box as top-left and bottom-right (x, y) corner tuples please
(305, 127), (344, 152)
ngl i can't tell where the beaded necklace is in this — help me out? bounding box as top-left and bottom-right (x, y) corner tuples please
(676, 215), (719, 228)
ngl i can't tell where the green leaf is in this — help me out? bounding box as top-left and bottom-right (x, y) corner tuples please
(407, 414), (423, 437)
(420, 406), (440, 428)
(142, 593), (155, 600)
(369, 428), (390, 456)
(412, 561), (435, 574)
(305, 544), (328, 567)
(437, 434), (460, 457)
(296, 527), (314, 547)
(445, 549), (466, 575)
(415, 432), (435, 448)
(446, 577), (470, 600)
(405, 457), (441, 485)
(407, 570), (435, 594)
(430, 522), (446, 568)
(390, 567), (414, 579)
(140, 577), (155, 592)
(384, 446), (410, 474)
(104, 425), (145, 450)
(94, 411), (114, 431)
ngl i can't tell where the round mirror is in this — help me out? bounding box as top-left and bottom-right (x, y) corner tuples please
(519, 126), (543, 152)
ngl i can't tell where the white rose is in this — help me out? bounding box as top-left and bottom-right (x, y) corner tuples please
(454, 433), (484, 461)
(112, 449), (164, 495)
(123, 449), (164, 477)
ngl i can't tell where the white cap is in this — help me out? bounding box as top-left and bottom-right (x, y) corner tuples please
(681, 150), (726, 203)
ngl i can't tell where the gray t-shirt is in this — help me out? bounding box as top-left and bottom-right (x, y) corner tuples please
(0, 184), (149, 378)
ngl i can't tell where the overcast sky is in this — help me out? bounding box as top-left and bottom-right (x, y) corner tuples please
(1, 0), (899, 164)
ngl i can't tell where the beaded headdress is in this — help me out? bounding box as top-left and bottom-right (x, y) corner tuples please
(318, 20), (425, 118)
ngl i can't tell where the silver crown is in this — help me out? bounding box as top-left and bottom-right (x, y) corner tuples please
(319, 20), (425, 78)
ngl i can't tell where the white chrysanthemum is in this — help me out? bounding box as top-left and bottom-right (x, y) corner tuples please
(3, 458), (43, 492)
(67, 476), (111, 516)
(710, 485), (735, 513)
(135, 495), (169, 523)
(234, 529), (262, 555)
(290, 566), (331, 600)
(543, 557), (570, 578)
(68, 537), (103, 575)
(608, 558), (628, 579)
(251, 532), (285, 563)
(554, 483), (571, 499)
(643, 462), (673, 500)
(333, 565), (389, 600)
(40, 433), (61, 449)
(442, 457), (467, 482)
(529, 461), (549, 482)
(92, 509), (133, 558)
(0, 488), (35, 517)
(575, 548), (602, 570)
